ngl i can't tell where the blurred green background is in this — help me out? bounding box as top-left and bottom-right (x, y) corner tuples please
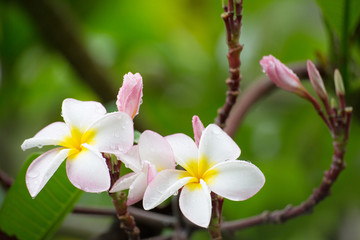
(1, 0), (360, 239)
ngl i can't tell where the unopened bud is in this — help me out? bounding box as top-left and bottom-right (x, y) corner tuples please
(260, 55), (311, 99)
(192, 115), (205, 147)
(222, 0), (228, 9)
(334, 69), (345, 96)
(116, 72), (143, 119)
(307, 60), (327, 100)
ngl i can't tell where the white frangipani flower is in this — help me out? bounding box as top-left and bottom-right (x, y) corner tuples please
(143, 123), (265, 228)
(21, 98), (134, 198)
(109, 130), (175, 205)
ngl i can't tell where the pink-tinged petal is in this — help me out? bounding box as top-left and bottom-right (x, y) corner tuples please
(192, 115), (205, 147)
(109, 172), (138, 193)
(62, 98), (106, 131)
(117, 145), (142, 173)
(307, 60), (327, 100)
(66, 144), (110, 192)
(260, 55), (310, 98)
(165, 134), (198, 170)
(117, 72), (143, 119)
(127, 172), (147, 205)
(26, 148), (69, 198)
(21, 122), (70, 150)
(90, 112), (134, 154)
(199, 124), (240, 165)
(146, 162), (157, 184)
(206, 160), (265, 201)
(143, 169), (193, 210)
(139, 130), (175, 171)
(179, 179), (211, 228)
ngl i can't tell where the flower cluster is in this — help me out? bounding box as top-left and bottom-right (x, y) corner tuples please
(22, 72), (265, 227)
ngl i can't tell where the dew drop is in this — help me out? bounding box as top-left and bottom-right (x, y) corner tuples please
(173, 190), (179, 196)
(27, 170), (40, 178)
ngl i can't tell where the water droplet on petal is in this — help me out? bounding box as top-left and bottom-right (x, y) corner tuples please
(27, 170), (40, 178)
(173, 190), (179, 196)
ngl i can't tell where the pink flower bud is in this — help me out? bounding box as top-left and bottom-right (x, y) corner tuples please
(307, 60), (327, 100)
(116, 72), (143, 118)
(192, 115), (205, 147)
(260, 55), (310, 98)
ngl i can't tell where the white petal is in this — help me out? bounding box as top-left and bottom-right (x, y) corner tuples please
(66, 144), (110, 192)
(139, 130), (175, 171)
(89, 112), (134, 154)
(26, 148), (69, 198)
(127, 172), (147, 205)
(109, 172), (138, 193)
(21, 122), (69, 150)
(206, 160), (265, 201)
(165, 134), (198, 170)
(62, 98), (106, 131)
(143, 169), (193, 210)
(179, 179), (211, 228)
(117, 145), (142, 172)
(199, 124), (240, 165)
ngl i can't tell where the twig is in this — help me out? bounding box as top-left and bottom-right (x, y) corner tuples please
(215, 0), (243, 128)
(73, 206), (176, 228)
(222, 72), (352, 233)
(15, 0), (116, 103)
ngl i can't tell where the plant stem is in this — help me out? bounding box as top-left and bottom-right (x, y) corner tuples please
(209, 193), (224, 239)
(104, 154), (140, 240)
(216, 0), (243, 128)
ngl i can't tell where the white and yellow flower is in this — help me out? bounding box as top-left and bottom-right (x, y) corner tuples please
(21, 98), (134, 197)
(143, 122), (265, 228)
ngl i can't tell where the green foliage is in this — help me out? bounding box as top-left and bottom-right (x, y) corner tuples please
(315, 0), (360, 35)
(0, 154), (82, 240)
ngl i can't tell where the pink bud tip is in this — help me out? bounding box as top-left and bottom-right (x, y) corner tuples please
(307, 60), (327, 100)
(192, 115), (205, 147)
(116, 72), (143, 118)
(260, 55), (309, 97)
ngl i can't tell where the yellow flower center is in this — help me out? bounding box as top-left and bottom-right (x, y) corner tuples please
(59, 127), (96, 159)
(180, 155), (218, 190)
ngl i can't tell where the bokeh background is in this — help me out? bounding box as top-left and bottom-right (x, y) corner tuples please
(1, 0), (360, 239)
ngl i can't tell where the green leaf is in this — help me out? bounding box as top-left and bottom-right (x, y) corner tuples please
(315, 0), (360, 36)
(0, 154), (82, 240)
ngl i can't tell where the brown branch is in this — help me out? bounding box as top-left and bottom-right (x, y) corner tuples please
(221, 72), (353, 233)
(222, 138), (347, 231)
(73, 206), (176, 229)
(224, 64), (310, 137)
(215, 0), (243, 128)
(15, 0), (116, 103)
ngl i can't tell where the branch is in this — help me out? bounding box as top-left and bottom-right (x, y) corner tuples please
(221, 138), (347, 231)
(221, 70), (353, 233)
(215, 0), (243, 128)
(15, 0), (116, 103)
(73, 206), (176, 229)
(224, 63), (310, 137)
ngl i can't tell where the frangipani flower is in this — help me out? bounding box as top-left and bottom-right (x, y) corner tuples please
(116, 72), (143, 119)
(260, 55), (311, 99)
(110, 130), (175, 205)
(21, 98), (134, 198)
(143, 123), (265, 228)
